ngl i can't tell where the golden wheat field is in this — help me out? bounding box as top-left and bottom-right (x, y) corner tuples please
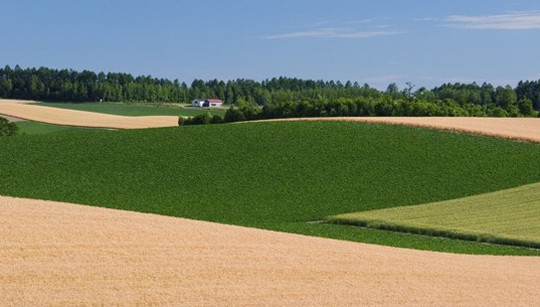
(1, 196), (539, 305)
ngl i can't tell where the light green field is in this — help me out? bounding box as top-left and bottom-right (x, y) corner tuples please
(327, 182), (540, 248)
(40, 102), (226, 117)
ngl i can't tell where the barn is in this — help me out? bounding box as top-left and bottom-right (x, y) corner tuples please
(191, 99), (223, 108)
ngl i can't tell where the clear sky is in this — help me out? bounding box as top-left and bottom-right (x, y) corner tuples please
(2, 0), (540, 89)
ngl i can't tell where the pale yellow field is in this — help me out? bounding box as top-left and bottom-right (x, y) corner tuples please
(1, 196), (539, 306)
(0, 99), (178, 129)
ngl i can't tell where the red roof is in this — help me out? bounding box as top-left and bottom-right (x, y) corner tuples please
(206, 99), (223, 103)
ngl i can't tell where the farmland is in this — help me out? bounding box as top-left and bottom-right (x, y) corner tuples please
(1, 121), (540, 255)
(4, 0), (540, 304)
(327, 182), (540, 248)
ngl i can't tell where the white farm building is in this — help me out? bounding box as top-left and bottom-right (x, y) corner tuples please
(191, 99), (224, 108)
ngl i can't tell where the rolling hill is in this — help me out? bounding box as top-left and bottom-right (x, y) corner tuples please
(1, 121), (539, 254)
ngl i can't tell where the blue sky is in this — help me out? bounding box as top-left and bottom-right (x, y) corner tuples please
(2, 0), (540, 89)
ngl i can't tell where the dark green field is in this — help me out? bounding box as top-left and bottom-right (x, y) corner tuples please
(40, 102), (226, 117)
(1, 121), (539, 255)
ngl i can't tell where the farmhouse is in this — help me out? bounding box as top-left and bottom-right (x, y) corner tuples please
(191, 99), (224, 108)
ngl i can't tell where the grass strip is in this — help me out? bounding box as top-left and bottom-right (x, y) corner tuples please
(327, 182), (540, 249)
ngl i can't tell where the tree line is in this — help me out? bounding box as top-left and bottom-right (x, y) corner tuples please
(1, 65), (540, 120)
(180, 94), (536, 126)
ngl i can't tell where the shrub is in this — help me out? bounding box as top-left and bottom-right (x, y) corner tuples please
(224, 107), (246, 123)
(210, 115), (223, 124)
(0, 117), (18, 136)
(179, 113), (215, 126)
(190, 113), (211, 125)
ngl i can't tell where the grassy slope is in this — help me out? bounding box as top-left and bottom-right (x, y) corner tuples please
(327, 182), (540, 248)
(15, 121), (84, 135)
(1, 121), (540, 255)
(40, 102), (226, 117)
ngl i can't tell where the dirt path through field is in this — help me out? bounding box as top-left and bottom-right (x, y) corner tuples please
(0, 99), (178, 129)
(1, 196), (538, 305)
(253, 117), (540, 143)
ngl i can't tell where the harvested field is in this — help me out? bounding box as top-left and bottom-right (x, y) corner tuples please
(0, 99), (178, 129)
(1, 196), (539, 305)
(253, 117), (540, 143)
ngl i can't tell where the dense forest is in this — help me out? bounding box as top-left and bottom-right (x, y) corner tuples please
(1, 65), (540, 120)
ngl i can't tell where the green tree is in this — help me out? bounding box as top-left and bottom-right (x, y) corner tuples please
(0, 78), (13, 97)
(494, 85), (517, 108)
(517, 98), (534, 116)
(386, 83), (399, 94)
(490, 107), (508, 117)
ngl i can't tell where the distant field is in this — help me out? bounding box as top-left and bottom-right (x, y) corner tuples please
(258, 117), (540, 143)
(0, 99), (178, 129)
(327, 183), (540, 248)
(16, 121), (83, 135)
(1, 121), (540, 255)
(40, 102), (226, 117)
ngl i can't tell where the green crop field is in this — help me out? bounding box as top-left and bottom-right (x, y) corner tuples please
(40, 102), (226, 117)
(327, 182), (540, 248)
(1, 121), (539, 255)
